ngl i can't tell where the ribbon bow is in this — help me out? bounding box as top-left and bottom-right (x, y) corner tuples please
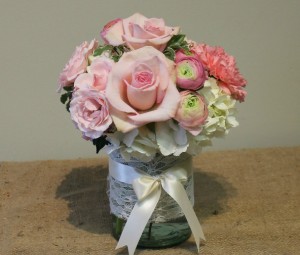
(109, 157), (205, 255)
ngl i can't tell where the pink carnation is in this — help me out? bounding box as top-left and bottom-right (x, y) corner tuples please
(192, 44), (247, 102)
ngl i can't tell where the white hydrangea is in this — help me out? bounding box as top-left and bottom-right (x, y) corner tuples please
(196, 77), (239, 145)
(106, 126), (158, 162)
(156, 120), (189, 156)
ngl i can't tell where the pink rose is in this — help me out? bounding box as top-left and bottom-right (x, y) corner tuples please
(192, 44), (247, 102)
(74, 56), (115, 92)
(122, 13), (180, 51)
(174, 90), (208, 136)
(74, 56), (114, 91)
(58, 39), (98, 91)
(88, 56), (115, 91)
(70, 86), (112, 139)
(106, 46), (181, 133)
(100, 18), (124, 46)
(175, 51), (206, 90)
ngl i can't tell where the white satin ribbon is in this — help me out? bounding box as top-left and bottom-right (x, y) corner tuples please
(109, 157), (205, 255)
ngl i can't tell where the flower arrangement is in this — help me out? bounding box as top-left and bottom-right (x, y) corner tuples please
(58, 12), (246, 161)
(58, 13), (247, 254)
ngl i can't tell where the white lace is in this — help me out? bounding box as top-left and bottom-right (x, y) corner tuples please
(107, 150), (194, 223)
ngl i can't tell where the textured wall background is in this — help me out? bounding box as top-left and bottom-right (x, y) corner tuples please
(1, 0), (299, 161)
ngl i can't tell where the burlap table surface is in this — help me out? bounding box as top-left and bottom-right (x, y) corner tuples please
(1, 147), (299, 255)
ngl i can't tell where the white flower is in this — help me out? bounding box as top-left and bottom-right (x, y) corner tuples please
(156, 120), (189, 156)
(195, 77), (239, 144)
(120, 126), (158, 161)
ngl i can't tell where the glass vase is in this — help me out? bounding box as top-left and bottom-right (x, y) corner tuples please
(112, 214), (191, 248)
(108, 151), (194, 249)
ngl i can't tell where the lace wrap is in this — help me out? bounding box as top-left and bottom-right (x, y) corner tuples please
(107, 150), (194, 223)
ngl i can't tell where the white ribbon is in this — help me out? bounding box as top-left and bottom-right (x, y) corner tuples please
(109, 157), (205, 255)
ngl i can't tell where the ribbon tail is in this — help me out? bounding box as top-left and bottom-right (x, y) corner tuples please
(162, 180), (205, 253)
(115, 188), (161, 255)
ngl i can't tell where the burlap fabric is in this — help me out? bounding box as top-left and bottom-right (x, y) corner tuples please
(1, 147), (299, 255)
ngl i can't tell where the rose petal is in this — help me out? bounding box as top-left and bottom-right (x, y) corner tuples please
(125, 78), (158, 110)
(74, 73), (94, 90)
(109, 105), (139, 132)
(129, 81), (180, 124)
(100, 18), (124, 46)
(131, 23), (155, 39)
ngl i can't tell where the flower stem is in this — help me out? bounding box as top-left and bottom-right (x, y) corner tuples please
(116, 217), (124, 236)
(148, 223), (153, 240)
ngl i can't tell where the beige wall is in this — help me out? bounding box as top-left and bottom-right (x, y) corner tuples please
(1, 0), (299, 161)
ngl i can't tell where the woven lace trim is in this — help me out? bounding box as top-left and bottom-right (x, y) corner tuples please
(107, 151), (194, 223)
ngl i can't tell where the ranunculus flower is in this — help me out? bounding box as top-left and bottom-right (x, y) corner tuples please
(106, 46), (181, 133)
(175, 51), (206, 90)
(58, 39), (98, 91)
(70, 85), (112, 139)
(174, 90), (208, 136)
(122, 13), (180, 51)
(192, 44), (247, 102)
(100, 18), (124, 46)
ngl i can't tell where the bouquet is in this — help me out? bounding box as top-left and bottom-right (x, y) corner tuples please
(57, 13), (247, 254)
(58, 13), (247, 161)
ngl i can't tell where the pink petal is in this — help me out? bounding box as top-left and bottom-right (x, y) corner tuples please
(131, 23), (154, 39)
(74, 73), (94, 90)
(129, 81), (180, 124)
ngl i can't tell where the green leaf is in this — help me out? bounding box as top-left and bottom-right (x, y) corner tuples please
(93, 45), (113, 57)
(63, 85), (74, 92)
(92, 135), (110, 153)
(60, 93), (69, 104)
(166, 34), (186, 48)
(163, 34), (192, 59)
(183, 47), (192, 55)
(163, 47), (175, 60)
(114, 46), (123, 55)
(112, 55), (120, 62)
(66, 100), (71, 112)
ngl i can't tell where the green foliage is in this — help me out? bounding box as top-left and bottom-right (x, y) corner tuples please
(60, 86), (74, 112)
(60, 93), (69, 104)
(163, 34), (191, 60)
(164, 47), (176, 61)
(63, 86), (74, 92)
(92, 135), (110, 153)
(93, 44), (129, 62)
(93, 45), (113, 57)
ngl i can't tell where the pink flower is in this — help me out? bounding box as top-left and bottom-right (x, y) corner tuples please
(122, 13), (180, 51)
(100, 18), (124, 46)
(174, 90), (208, 136)
(58, 39), (98, 91)
(192, 44), (247, 102)
(74, 56), (114, 92)
(70, 86), (112, 139)
(175, 51), (206, 90)
(105, 46), (181, 133)
(88, 56), (115, 91)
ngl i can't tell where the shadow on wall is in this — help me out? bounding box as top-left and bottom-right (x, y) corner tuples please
(55, 165), (236, 234)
